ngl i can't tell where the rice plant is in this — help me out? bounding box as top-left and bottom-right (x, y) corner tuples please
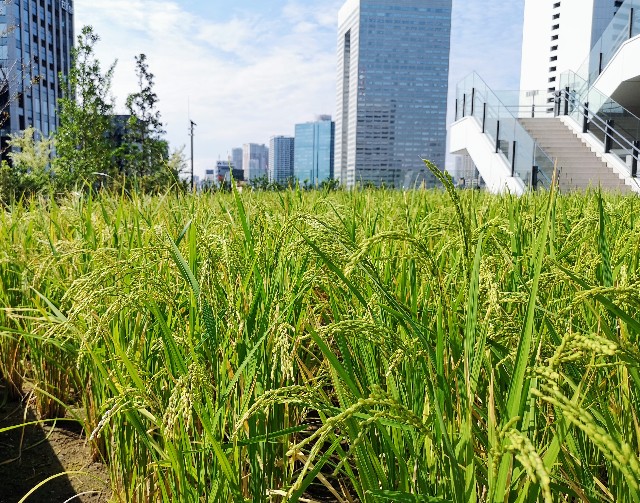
(0, 179), (639, 502)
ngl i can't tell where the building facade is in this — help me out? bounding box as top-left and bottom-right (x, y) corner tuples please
(294, 115), (335, 185)
(204, 168), (215, 185)
(1, 0), (74, 156)
(520, 0), (620, 104)
(231, 147), (243, 174)
(268, 136), (295, 183)
(214, 159), (244, 183)
(335, 0), (452, 188)
(242, 143), (269, 181)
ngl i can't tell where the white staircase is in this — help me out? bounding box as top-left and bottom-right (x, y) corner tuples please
(519, 118), (636, 193)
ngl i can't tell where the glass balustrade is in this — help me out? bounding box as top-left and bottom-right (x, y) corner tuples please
(455, 72), (555, 188)
(559, 70), (640, 176)
(576, 0), (640, 85)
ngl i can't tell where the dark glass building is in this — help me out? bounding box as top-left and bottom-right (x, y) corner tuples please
(335, 0), (452, 188)
(0, 0), (74, 156)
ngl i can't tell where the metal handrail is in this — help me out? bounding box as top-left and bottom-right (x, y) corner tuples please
(559, 90), (640, 141)
(473, 94), (554, 188)
(556, 88), (640, 177)
(456, 77), (555, 189)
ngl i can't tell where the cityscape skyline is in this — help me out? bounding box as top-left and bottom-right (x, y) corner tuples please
(75, 0), (525, 177)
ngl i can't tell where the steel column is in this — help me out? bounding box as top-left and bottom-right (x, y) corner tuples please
(482, 103), (487, 133)
(583, 102), (589, 133)
(604, 120), (614, 153)
(471, 87), (475, 116)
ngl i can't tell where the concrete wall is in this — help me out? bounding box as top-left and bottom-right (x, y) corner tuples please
(449, 117), (525, 194)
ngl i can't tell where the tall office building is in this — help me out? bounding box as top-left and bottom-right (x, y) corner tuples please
(242, 143), (269, 181)
(268, 136), (295, 183)
(1, 0), (74, 156)
(232, 147), (243, 174)
(520, 0), (620, 102)
(294, 115), (335, 185)
(335, 0), (452, 188)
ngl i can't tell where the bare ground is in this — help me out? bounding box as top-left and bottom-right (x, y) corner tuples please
(0, 383), (110, 503)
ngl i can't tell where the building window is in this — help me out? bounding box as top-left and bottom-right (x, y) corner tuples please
(553, 2), (561, 7)
(549, 66), (557, 72)
(550, 56), (558, 61)
(552, 24), (560, 30)
(549, 76), (556, 82)
(551, 45), (558, 51)
(552, 34), (559, 40)
(552, 13), (560, 19)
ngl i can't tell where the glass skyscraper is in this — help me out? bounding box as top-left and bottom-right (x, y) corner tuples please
(294, 115), (335, 185)
(1, 0), (74, 157)
(269, 135), (295, 183)
(243, 143), (269, 181)
(335, 0), (452, 188)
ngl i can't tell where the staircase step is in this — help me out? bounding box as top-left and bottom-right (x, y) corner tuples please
(519, 117), (634, 191)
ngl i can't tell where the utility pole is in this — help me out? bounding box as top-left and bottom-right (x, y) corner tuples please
(189, 120), (197, 191)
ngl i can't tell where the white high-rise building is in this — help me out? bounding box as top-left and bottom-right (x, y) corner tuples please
(242, 143), (269, 181)
(520, 0), (620, 103)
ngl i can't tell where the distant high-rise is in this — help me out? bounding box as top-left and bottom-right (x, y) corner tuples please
(269, 136), (295, 183)
(204, 168), (216, 184)
(242, 143), (269, 181)
(1, 0), (74, 157)
(215, 159), (244, 183)
(520, 0), (619, 101)
(294, 116), (335, 185)
(335, 0), (452, 188)
(232, 147), (243, 174)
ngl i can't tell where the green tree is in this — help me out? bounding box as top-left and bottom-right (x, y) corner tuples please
(138, 145), (188, 193)
(54, 26), (117, 191)
(0, 127), (53, 202)
(124, 54), (167, 187)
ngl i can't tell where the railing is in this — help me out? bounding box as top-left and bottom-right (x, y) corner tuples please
(455, 72), (554, 189)
(576, 0), (640, 84)
(558, 70), (640, 178)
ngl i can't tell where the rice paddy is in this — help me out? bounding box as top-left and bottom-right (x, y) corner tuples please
(1, 180), (639, 502)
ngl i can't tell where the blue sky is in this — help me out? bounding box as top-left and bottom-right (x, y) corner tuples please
(74, 0), (525, 175)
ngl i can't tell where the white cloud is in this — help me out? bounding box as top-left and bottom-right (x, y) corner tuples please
(75, 0), (342, 174)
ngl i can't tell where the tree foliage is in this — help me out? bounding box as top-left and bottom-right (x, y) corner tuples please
(54, 26), (117, 191)
(0, 128), (52, 202)
(123, 54), (168, 184)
